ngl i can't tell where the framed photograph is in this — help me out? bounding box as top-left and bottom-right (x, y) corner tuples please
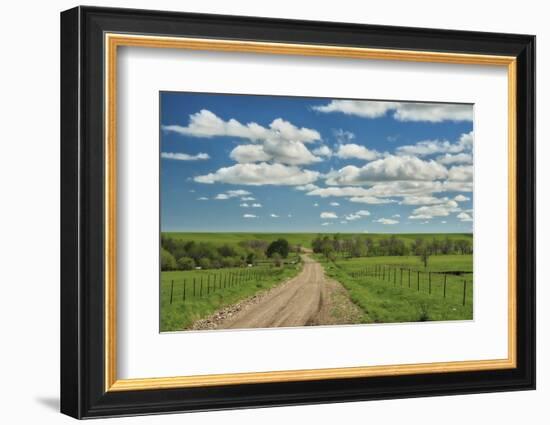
(60, 6), (535, 419)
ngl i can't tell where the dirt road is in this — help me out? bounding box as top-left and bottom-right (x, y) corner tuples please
(192, 255), (361, 330)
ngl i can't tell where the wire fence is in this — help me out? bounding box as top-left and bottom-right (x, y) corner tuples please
(346, 264), (472, 306)
(161, 267), (276, 304)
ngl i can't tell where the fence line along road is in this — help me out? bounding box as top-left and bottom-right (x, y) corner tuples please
(348, 264), (471, 306)
(162, 268), (274, 305)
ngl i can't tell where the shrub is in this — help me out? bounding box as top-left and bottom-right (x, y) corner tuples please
(271, 252), (283, 267)
(177, 256), (195, 271)
(198, 257), (212, 269)
(221, 257), (235, 268)
(246, 252), (256, 265)
(161, 248), (177, 271)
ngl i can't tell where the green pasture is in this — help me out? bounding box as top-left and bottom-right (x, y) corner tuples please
(319, 254), (473, 323)
(160, 263), (301, 332)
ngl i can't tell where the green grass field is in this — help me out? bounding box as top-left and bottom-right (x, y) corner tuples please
(318, 254), (473, 323)
(160, 232), (474, 330)
(160, 263), (301, 331)
(162, 232), (472, 250)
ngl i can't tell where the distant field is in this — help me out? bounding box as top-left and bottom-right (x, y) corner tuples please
(323, 255), (474, 275)
(162, 232), (473, 249)
(160, 263), (301, 331)
(319, 254), (473, 323)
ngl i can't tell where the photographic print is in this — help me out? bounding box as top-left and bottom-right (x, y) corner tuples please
(160, 92), (474, 332)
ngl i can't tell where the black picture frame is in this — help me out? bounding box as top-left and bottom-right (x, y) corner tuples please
(61, 5), (535, 419)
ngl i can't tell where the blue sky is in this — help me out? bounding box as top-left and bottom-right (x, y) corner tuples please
(160, 92), (473, 233)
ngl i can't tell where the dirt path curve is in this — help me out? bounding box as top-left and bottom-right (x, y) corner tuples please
(193, 255), (361, 330)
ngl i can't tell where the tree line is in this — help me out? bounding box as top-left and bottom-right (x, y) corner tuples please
(161, 236), (295, 271)
(312, 234), (472, 261)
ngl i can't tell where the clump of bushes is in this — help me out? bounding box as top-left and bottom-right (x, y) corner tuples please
(161, 236), (294, 271)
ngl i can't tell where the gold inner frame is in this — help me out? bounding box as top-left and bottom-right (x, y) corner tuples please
(104, 33), (517, 392)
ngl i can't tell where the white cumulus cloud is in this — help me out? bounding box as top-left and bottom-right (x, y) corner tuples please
(374, 218), (399, 225)
(396, 131), (473, 157)
(312, 145), (332, 157)
(436, 153), (473, 165)
(215, 189), (252, 200)
(262, 138), (322, 165)
(457, 212), (473, 222)
(448, 165), (473, 182)
(195, 162), (319, 186)
(163, 109), (320, 143)
(325, 155), (448, 185)
(334, 143), (380, 161)
(230, 145), (272, 163)
(454, 194), (470, 202)
(409, 200), (460, 220)
(313, 100), (472, 122)
(343, 210), (371, 221)
(320, 212), (338, 219)
(161, 152), (210, 161)
(400, 196), (450, 205)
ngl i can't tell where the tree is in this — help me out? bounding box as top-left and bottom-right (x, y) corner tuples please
(311, 236), (323, 253)
(412, 238), (425, 256)
(161, 248), (177, 271)
(420, 248), (430, 268)
(319, 236), (335, 260)
(217, 244), (239, 258)
(271, 252), (283, 267)
(246, 252), (256, 265)
(266, 238), (290, 258)
(455, 239), (472, 254)
(350, 238), (367, 257)
(441, 237), (453, 255)
(177, 256), (195, 270)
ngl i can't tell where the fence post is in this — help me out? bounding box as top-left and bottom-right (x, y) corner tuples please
(170, 280), (174, 304)
(183, 279), (186, 301)
(193, 277), (196, 297)
(408, 269), (411, 288)
(393, 267), (396, 286)
(443, 274), (447, 298)
(462, 280), (467, 305)
(400, 268), (403, 287)
(383, 266), (385, 280)
(429, 272), (432, 295)
(207, 275), (211, 294)
(200, 276), (203, 297)
(417, 271), (420, 291)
